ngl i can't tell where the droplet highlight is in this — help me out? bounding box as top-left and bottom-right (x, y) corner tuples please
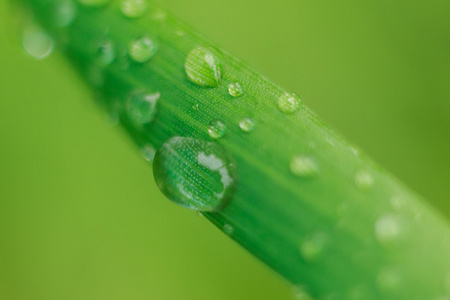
(129, 36), (158, 63)
(228, 82), (244, 97)
(239, 117), (255, 132)
(375, 213), (405, 246)
(153, 137), (236, 211)
(185, 47), (223, 87)
(120, 0), (147, 18)
(23, 25), (54, 60)
(277, 92), (302, 114)
(208, 120), (226, 139)
(126, 91), (160, 124)
(290, 155), (319, 178)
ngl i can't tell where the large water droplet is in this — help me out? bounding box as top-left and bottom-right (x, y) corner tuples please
(299, 231), (329, 261)
(239, 117), (255, 132)
(185, 47), (223, 87)
(208, 120), (226, 139)
(277, 92), (302, 114)
(228, 82), (244, 97)
(354, 170), (373, 189)
(78, 0), (110, 7)
(153, 137), (236, 211)
(290, 155), (319, 178)
(375, 213), (405, 246)
(126, 91), (160, 124)
(120, 0), (147, 18)
(23, 25), (54, 60)
(96, 41), (115, 65)
(129, 36), (158, 63)
(53, 0), (77, 27)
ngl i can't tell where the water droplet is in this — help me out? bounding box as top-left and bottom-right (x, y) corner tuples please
(239, 117), (255, 132)
(375, 213), (405, 246)
(140, 144), (156, 162)
(208, 120), (226, 139)
(151, 8), (167, 22)
(129, 36), (158, 63)
(277, 92), (302, 114)
(120, 0), (147, 18)
(153, 137), (236, 211)
(223, 224), (234, 235)
(23, 25), (54, 60)
(377, 267), (403, 292)
(53, 0), (77, 27)
(126, 91), (160, 124)
(185, 47), (223, 87)
(290, 155), (319, 178)
(354, 170), (373, 189)
(228, 82), (244, 97)
(292, 285), (314, 300)
(78, 0), (110, 7)
(300, 231), (329, 261)
(96, 41), (115, 65)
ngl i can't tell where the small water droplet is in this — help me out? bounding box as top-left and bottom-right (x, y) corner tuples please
(129, 36), (158, 63)
(78, 0), (110, 7)
(354, 170), (373, 189)
(223, 224), (234, 235)
(23, 25), (54, 60)
(375, 213), (405, 246)
(300, 231), (329, 261)
(120, 0), (147, 18)
(377, 267), (403, 292)
(228, 82), (244, 97)
(290, 155), (319, 177)
(153, 137), (236, 211)
(239, 117), (255, 132)
(185, 47), (223, 87)
(208, 120), (226, 139)
(140, 144), (156, 162)
(151, 8), (167, 22)
(126, 91), (160, 124)
(277, 92), (302, 114)
(292, 286), (314, 300)
(53, 0), (77, 27)
(96, 41), (115, 65)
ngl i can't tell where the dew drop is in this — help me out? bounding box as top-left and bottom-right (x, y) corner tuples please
(96, 41), (115, 65)
(153, 137), (236, 211)
(290, 155), (319, 178)
(239, 117), (255, 132)
(23, 25), (54, 60)
(126, 91), (160, 124)
(223, 224), (234, 235)
(53, 0), (77, 27)
(300, 231), (329, 261)
(185, 47), (223, 87)
(140, 144), (156, 162)
(354, 170), (373, 189)
(375, 213), (405, 246)
(228, 82), (244, 97)
(277, 92), (302, 114)
(78, 0), (110, 7)
(129, 36), (158, 63)
(120, 0), (147, 18)
(208, 120), (226, 139)
(292, 285), (314, 300)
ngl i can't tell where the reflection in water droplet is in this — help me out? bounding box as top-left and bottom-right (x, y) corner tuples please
(23, 25), (54, 60)
(277, 92), (302, 114)
(185, 47), (223, 87)
(208, 120), (226, 139)
(78, 0), (110, 7)
(300, 231), (329, 261)
(239, 117), (255, 132)
(375, 213), (404, 246)
(153, 137), (236, 211)
(228, 82), (244, 97)
(53, 0), (77, 27)
(292, 285), (314, 300)
(96, 41), (115, 65)
(126, 91), (160, 124)
(120, 0), (147, 18)
(290, 155), (319, 178)
(141, 144), (156, 162)
(223, 224), (234, 235)
(354, 170), (373, 189)
(129, 36), (158, 63)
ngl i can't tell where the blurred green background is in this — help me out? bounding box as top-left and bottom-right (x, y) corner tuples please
(0, 0), (449, 299)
